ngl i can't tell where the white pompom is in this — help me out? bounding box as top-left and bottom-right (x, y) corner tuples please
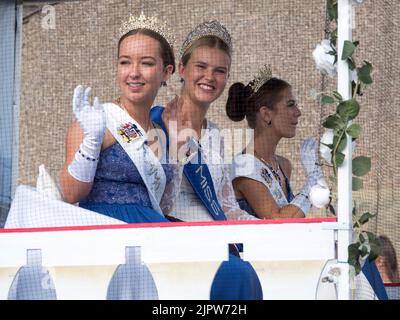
(310, 179), (330, 208)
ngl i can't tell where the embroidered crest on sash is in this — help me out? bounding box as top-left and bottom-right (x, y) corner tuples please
(233, 153), (290, 209)
(117, 122), (143, 143)
(260, 168), (273, 186)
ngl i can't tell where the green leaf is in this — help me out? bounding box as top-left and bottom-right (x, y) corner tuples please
(327, 0), (338, 21)
(352, 177), (363, 191)
(328, 203), (336, 216)
(348, 243), (362, 275)
(354, 261), (362, 275)
(346, 124), (361, 139)
(352, 156), (371, 176)
(363, 231), (381, 262)
(351, 81), (358, 97)
(348, 243), (360, 261)
(352, 80), (365, 97)
(323, 115), (345, 129)
(321, 95), (335, 105)
(360, 245), (369, 258)
(332, 91), (343, 101)
(320, 142), (333, 150)
(365, 231), (378, 243)
(359, 233), (365, 243)
(347, 57), (356, 70)
(364, 60), (372, 69)
(342, 40), (356, 61)
(337, 99), (360, 120)
(368, 246), (380, 262)
(330, 29), (337, 49)
(337, 136), (347, 152)
(335, 152), (345, 167)
(332, 132), (340, 146)
(368, 242), (381, 262)
(357, 61), (373, 84)
(358, 212), (375, 225)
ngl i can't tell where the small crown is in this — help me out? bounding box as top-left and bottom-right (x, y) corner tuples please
(180, 20), (232, 58)
(118, 12), (175, 47)
(248, 64), (273, 93)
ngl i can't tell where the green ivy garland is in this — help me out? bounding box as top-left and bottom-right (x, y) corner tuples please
(319, 0), (380, 275)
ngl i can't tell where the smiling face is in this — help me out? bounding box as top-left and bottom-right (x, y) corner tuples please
(179, 46), (230, 108)
(267, 87), (301, 138)
(117, 33), (173, 107)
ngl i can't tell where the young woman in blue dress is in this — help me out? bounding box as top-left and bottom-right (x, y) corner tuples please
(60, 13), (180, 223)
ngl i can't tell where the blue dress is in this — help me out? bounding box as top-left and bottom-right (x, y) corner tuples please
(79, 142), (172, 223)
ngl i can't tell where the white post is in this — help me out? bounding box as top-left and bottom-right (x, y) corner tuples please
(336, 0), (353, 300)
(11, 3), (22, 200)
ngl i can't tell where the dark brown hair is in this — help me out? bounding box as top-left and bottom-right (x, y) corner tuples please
(226, 77), (291, 129)
(118, 29), (175, 73)
(378, 235), (400, 283)
(181, 36), (231, 67)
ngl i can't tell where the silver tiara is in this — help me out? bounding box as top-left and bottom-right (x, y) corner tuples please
(180, 20), (232, 58)
(248, 64), (273, 93)
(118, 12), (175, 47)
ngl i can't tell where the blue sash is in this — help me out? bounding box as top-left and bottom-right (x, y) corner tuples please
(150, 106), (227, 221)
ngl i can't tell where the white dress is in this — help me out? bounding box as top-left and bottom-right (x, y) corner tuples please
(170, 119), (257, 222)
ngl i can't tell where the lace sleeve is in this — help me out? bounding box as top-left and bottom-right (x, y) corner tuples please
(217, 164), (259, 221)
(160, 163), (184, 216)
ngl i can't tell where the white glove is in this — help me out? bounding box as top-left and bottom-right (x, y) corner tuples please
(68, 85), (105, 183)
(300, 137), (324, 186)
(290, 178), (313, 216)
(295, 138), (329, 214)
(72, 85), (106, 158)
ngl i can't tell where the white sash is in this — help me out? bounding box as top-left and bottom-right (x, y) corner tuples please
(103, 103), (166, 215)
(232, 153), (289, 208)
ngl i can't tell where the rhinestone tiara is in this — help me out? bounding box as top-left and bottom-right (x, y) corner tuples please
(180, 20), (232, 58)
(248, 64), (273, 93)
(118, 12), (175, 47)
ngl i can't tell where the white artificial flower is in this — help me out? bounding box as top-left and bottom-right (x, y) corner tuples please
(312, 39), (337, 77)
(310, 178), (330, 208)
(320, 129), (334, 164)
(320, 129), (356, 164)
